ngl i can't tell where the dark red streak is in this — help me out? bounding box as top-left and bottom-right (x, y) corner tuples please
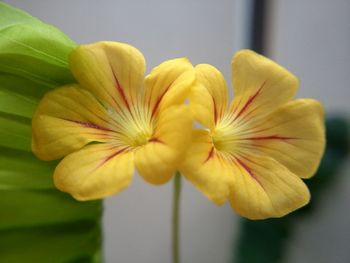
(114, 76), (131, 111)
(203, 147), (215, 163)
(103, 147), (128, 163)
(148, 137), (164, 144)
(151, 86), (170, 118)
(64, 119), (113, 132)
(93, 147), (129, 171)
(236, 158), (263, 188)
(234, 82), (265, 120)
(109, 65), (131, 111)
(213, 98), (218, 124)
(246, 135), (296, 141)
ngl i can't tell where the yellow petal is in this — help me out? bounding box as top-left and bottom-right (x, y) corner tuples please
(54, 143), (134, 201)
(143, 58), (193, 118)
(70, 41), (145, 111)
(180, 130), (235, 205)
(159, 69), (195, 111)
(229, 154), (310, 219)
(32, 85), (117, 160)
(244, 99), (325, 178)
(190, 64), (229, 129)
(230, 50), (298, 122)
(135, 105), (192, 185)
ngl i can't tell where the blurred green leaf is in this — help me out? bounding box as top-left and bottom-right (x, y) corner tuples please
(0, 113), (31, 151)
(0, 2), (76, 87)
(0, 189), (101, 230)
(0, 3), (102, 263)
(0, 88), (37, 118)
(0, 221), (101, 263)
(0, 148), (55, 190)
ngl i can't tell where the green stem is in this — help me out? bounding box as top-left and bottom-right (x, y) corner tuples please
(172, 172), (182, 263)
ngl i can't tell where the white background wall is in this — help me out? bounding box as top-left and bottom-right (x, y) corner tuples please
(268, 1), (350, 263)
(4, 0), (350, 262)
(268, 0), (350, 114)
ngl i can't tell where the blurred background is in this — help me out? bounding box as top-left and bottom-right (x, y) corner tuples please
(3, 0), (350, 262)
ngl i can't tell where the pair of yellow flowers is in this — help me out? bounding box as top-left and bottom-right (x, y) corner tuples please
(32, 41), (325, 220)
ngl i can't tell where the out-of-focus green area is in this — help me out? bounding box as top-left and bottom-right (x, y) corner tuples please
(234, 117), (349, 263)
(0, 3), (102, 263)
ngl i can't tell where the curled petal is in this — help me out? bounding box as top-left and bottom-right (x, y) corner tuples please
(181, 130), (235, 205)
(191, 64), (229, 129)
(143, 58), (193, 118)
(230, 50), (298, 122)
(32, 85), (117, 160)
(70, 41), (145, 111)
(54, 143), (134, 201)
(135, 105), (192, 184)
(229, 154), (310, 219)
(246, 99), (325, 178)
(159, 69), (195, 111)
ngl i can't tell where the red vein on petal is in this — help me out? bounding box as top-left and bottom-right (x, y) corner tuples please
(203, 146), (215, 163)
(246, 135), (297, 141)
(235, 157), (264, 189)
(213, 98), (218, 124)
(234, 81), (265, 120)
(86, 132), (121, 138)
(92, 146), (129, 172)
(102, 147), (128, 164)
(110, 66), (131, 112)
(64, 119), (114, 132)
(148, 137), (164, 144)
(151, 85), (170, 118)
(115, 76), (131, 111)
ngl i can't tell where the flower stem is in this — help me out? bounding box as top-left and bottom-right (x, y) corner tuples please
(172, 171), (182, 263)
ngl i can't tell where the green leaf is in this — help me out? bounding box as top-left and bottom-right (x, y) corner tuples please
(0, 72), (51, 100)
(0, 113), (31, 151)
(0, 23), (77, 85)
(0, 189), (102, 230)
(0, 221), (102, 263)
(0, 88), (37, 118)
(0, 147), (56, 190)
(0, 3), (77, 88)
(0, 3), (103, 263)
(0, 2), (40, 28)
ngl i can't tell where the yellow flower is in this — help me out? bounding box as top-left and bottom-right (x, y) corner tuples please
(181, 50), (325, 219)
(32, 41), (194, 201)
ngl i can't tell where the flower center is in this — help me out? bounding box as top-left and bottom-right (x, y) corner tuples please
(130, 129), (152, 147)
(211, 114), (247, 155)
(120, 116), (153, 147)
(212, 127), (239, 153)
(107, 104), (154, 148)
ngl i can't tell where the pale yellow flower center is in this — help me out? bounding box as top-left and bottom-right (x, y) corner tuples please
(126, 123), (153, 147)
(211, 113), (252, 156)
(106, 103), (154, 148)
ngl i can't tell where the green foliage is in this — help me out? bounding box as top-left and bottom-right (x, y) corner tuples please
(0, 3), (103, 263)
(234, 117), (350, 263)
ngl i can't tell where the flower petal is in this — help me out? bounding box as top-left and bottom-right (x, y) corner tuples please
(135, 105), (192, 185)
(229, 154), (310, 219)
(230, 50), (298, 122)
(244, 99), (325, 178)
(54, 143), (134, 201)
(180, 130), (235, 205)
(32, 85), (118, 160)
(143, 58), (193, 118)
(70, 41), (145, 111)
(190, 64), (229, 129)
